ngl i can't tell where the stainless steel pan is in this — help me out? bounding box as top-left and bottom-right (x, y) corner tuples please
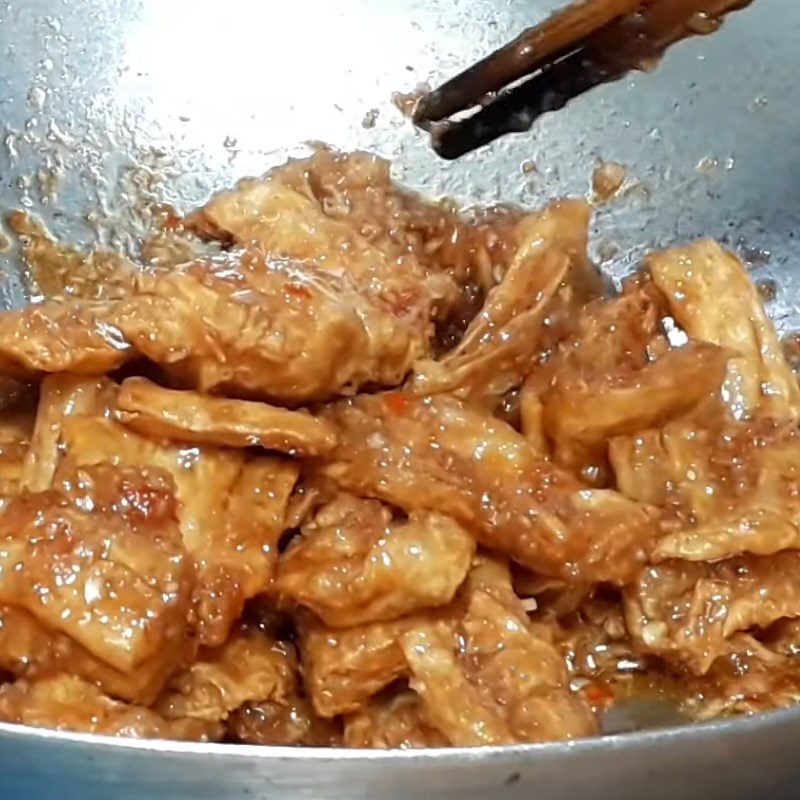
(1, 0), (800, 796)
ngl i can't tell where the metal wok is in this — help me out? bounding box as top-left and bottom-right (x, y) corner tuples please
(1, 0), (800, 797)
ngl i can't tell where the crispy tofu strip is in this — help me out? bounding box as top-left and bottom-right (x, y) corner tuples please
(411, 199), (600, 404)
(21, 375), (116, 492)
(518, 199), (601, 296)
(0, 605), (187, 705)
(653, 509), (800, 562)
(459, 558), (596, 742)
(412, 246), (568, 402)
(116, 377), (337, 456)
(321, 393), (657, 584)
(156, 629), (296, 723)
(58, 415), (298, 645)
(0, 466), (194, 678)
(647, 239), (800, 420)
(276, 495), (475, 627)
(0, 299), (132, 380)
(612, 417), (800, 560)
(299, 614), (418, 717)
(59, 415), (244, 557)
(343, 689), (448, 749)
(542, 341), (729, 452)
(0, 675), (221, 741)
(401, 622), (516, 747)
(624, 553), (800, 674)
(0, 248), (440, 404)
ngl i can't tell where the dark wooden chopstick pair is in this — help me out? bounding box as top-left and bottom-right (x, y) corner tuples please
(413, 0), (754, 158)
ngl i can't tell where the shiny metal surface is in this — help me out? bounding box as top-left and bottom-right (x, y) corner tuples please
(1, 0), (800, 797)
(1, 708), (800, 800)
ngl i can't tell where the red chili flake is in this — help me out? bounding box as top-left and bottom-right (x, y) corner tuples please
(384, 391), (410, 415)
(157, 205), (184, 231)
(583, 682), (615, 709)
(388, 289), (419, 315)
(285, 282), (313, 299)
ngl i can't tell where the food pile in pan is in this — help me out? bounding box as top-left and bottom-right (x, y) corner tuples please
(0, 149), (798, 747)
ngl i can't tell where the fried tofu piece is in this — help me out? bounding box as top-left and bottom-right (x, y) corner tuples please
(0, 299), (132, 379)
(516, 199), (603, 301)
(344, 689), (448, 749)
(400, 622), (516, 746)
(411, 242), (568, 403)
(647, 239), (800, 421)
(523, 285), (666, 399)
(411, 198), (603, 405)
(116, 377), (337, 455)
(299, 614), (418, 717)
(542, 342), (729, 463)
(24, 383), (298, 646)
(624, 553), (800, 674)
(611, 417), (800, 561)
(58, 414), (298, 645)
(520, 283), (668, 481)
(0, 247), (440, 403)
(156, 628), (296, 723)
(0, 465), (194, 686)
(228, 696), (341, 746)
(0, 605), (183, 704)
(459, 559), (596, 742)
(224, 148), (513, 296)
(0, 393), (36, 496)
(0, 675), (221, 741)
(275, 494), (474, 627)
(21, 375), (117, 492)
(321, 393), (657, 584)
(188, 154), (456, 302)
(654, 509), (800, 562)
(391, 559), (596, 747)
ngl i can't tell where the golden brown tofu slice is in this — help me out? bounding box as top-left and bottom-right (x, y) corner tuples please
(189, 157), (456, 305)
(321, 393), (657, 584)
(624, 552), (800, 674)
(21, 375), (117, 492)
(647, 239), (800, 421)
(276, 494), (474, 627)
(411, 239), (568, 402)
(58, 414), (298, 645)
(611, 416), (800, 561)
(458, 559), (596, 743)
(0, 465), (194, 678)
(156, 628), (296, 723)
(400, 557), (596, 747)
(0, 605), (187, 705)
(227, 696), (341, 746)
(299, 614), (416, 718)
(401, 622), (517, 747)
(0, 675), (221, 741)
(0, 248), (439, 404)
(116, 377), (337, 456)
(343, 689), (448, 749)
(542, 341), (729, 456)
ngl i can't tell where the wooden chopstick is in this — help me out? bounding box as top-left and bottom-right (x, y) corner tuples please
(414, 0), (754, 133)
(413, 0), (645, 125)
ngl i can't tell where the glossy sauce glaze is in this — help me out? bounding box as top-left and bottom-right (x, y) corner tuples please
(0, 148), (798, 747)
